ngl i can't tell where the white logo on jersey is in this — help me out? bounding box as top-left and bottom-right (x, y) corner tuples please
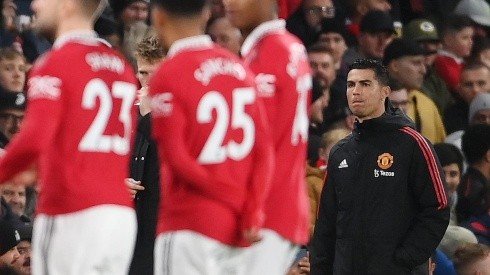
(85, 52), (124, 74)
(194, 58), (246, 86)
(286, 43), (308, 78)
(338, 159), (348, 168)
(374, 169), (395, 178)
(255, 73), (276, 97)
(151, 92), (174, 117)
(291, 74), (311, 145)
(28, 76), (62, 100)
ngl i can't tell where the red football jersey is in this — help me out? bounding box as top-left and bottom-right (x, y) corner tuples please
(149, 35), (273, 247)
(0, 32), (138, 215)
(241, 20), (311, 245)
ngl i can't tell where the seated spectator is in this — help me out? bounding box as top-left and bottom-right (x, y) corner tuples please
(457, 124), (490, 223)
(12, 225), (31, 275)
(0, 184), (26, 219)
(404, 18), (453, 115)
(434, 143), (464, 225)
(343, 10), (395, 66)
(0, 48), (27, 93)
(388, 78), (409, 113)
(444, 63), (490, 134)
(206, 16), (243, 56)
(453, 0), (490, 38)
(434, 14), (474, 94)
(317, 18), (349, 72)
(286, 0), (337, 47)
(384, 38), (447, 143)
(439, 225), (478, 260)
(445, 93), (490, 150)
(0, 91), (26, 148)
(342, 0), (392, 39)
(0, 220), (20, 268)
(453, 243), (490, 275)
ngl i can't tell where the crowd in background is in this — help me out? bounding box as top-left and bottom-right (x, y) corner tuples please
(0, 0), (490, 274)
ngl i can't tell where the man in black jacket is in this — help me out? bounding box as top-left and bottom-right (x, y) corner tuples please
(310, 59), (449, 274)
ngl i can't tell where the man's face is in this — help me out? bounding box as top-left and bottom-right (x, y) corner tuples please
(12, 241), (31, 275)
(0, 246), (20, 267)
(471, 109), (490, 125)
(1, 183), (26, 217)
(389, 55), (426, 90)
(0, 109), (24, 141)
(444, 27), (474, 58)
(0, 56), (27, 92)
(346, 68), (388, 121)
(207, 17), (243, 56)
(120, 1), (149, 25)
(308, 52), (336, 88)
(136, 57), (161, 87)
(358, 31), (394, 59)
(318, 32), (347, 64)
(30, 0), (60, 41)
(459, 67), (490, 103)
(223, 0), (266, 34)
(302, 0), (335, 29)
(442, 163), (461, 193)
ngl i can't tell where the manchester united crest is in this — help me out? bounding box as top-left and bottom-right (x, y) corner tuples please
(377, 153), (394, 169)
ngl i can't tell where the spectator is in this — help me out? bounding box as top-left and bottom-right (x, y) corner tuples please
(444, 63), (490, 134)
(384, 38), (447, 143)
(12, 225), (31, 275)
(388, 78), (409, 113)
(342, 0), (392, 38)
(439, 225), (478, 260)
(0, 184), (26, 219)
(286, 0), (337, 47)
(404, 18), (453, 114)
(434, 143), (464, 224)
(343, 10), (395, 66)
(0, 48), (27, 93)
(310, 59), (449, 274)
(206, 16), (243, 56)
(0, 91), (26, 148)
(457, 124), (490, 223)
(317, 18), (349, 71)
(434, 14), (474, 94)
(0, 220), (20, 269)
(453, 243), (490, 275)
(453, 0), (490, 38)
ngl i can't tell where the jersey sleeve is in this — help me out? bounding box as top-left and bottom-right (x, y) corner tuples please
(0, 64), (64, 183)
(150, 81), (245, 213)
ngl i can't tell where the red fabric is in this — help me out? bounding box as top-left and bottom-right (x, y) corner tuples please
(278, 0), (302, 19)
(0, 40), (137, 215)
(347, 22), (361, 38)
(410, 0), (425, 13)
(150, 43), (273, 247)
(434, 55), (464, 93)
(243, 28), (312, 245)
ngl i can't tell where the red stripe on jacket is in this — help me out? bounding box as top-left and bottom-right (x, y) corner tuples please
(400, 127), (448, 209)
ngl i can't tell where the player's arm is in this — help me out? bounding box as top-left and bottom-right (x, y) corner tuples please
(151, 91), (243, 212)
(241, 99), (274, 242)
(395, 129), (450, 269)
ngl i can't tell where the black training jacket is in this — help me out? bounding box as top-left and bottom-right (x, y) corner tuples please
(310, 105), (450, 275)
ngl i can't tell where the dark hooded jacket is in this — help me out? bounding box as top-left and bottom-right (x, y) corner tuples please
(310, 103), (450, 274)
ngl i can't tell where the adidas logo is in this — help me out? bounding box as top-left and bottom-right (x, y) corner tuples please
(338, 159), (348, 168)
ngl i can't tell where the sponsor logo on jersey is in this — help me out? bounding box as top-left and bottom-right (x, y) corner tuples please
(151, 92), (173, 117)
(377, 153), (394, 169)
(374, 169), (395, 178)
(338, 159), (348, 168)
(85, 52), (124, 74)
(255, 73), (276, 97)
(194, 58), (246, 86)
(28, 76), (62, 100)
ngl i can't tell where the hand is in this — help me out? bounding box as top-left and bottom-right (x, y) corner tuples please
(286, 253), (310, 275)
(242, 227), (262, 244)
(137, 86), (152, 116)
(125, 178), (145, 199)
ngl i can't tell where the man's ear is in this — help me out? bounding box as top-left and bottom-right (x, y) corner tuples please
(382, 85), (391, 98)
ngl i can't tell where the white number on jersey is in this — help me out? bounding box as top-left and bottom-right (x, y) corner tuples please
(291, 74), (311, 145)
(79, 79), (137, 155)
(197, 87), (256, 164)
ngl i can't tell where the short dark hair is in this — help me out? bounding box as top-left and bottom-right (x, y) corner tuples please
(151, 0), (209, 16)
(434, 143), (464, 174)
(462, 124), (490, 165)
(453, 243), (490, 275)
(307, 43), (334, 56)
(462, 62), (490, 73)
(349, 58), (389, 86)
(441, 14), (473, 37)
